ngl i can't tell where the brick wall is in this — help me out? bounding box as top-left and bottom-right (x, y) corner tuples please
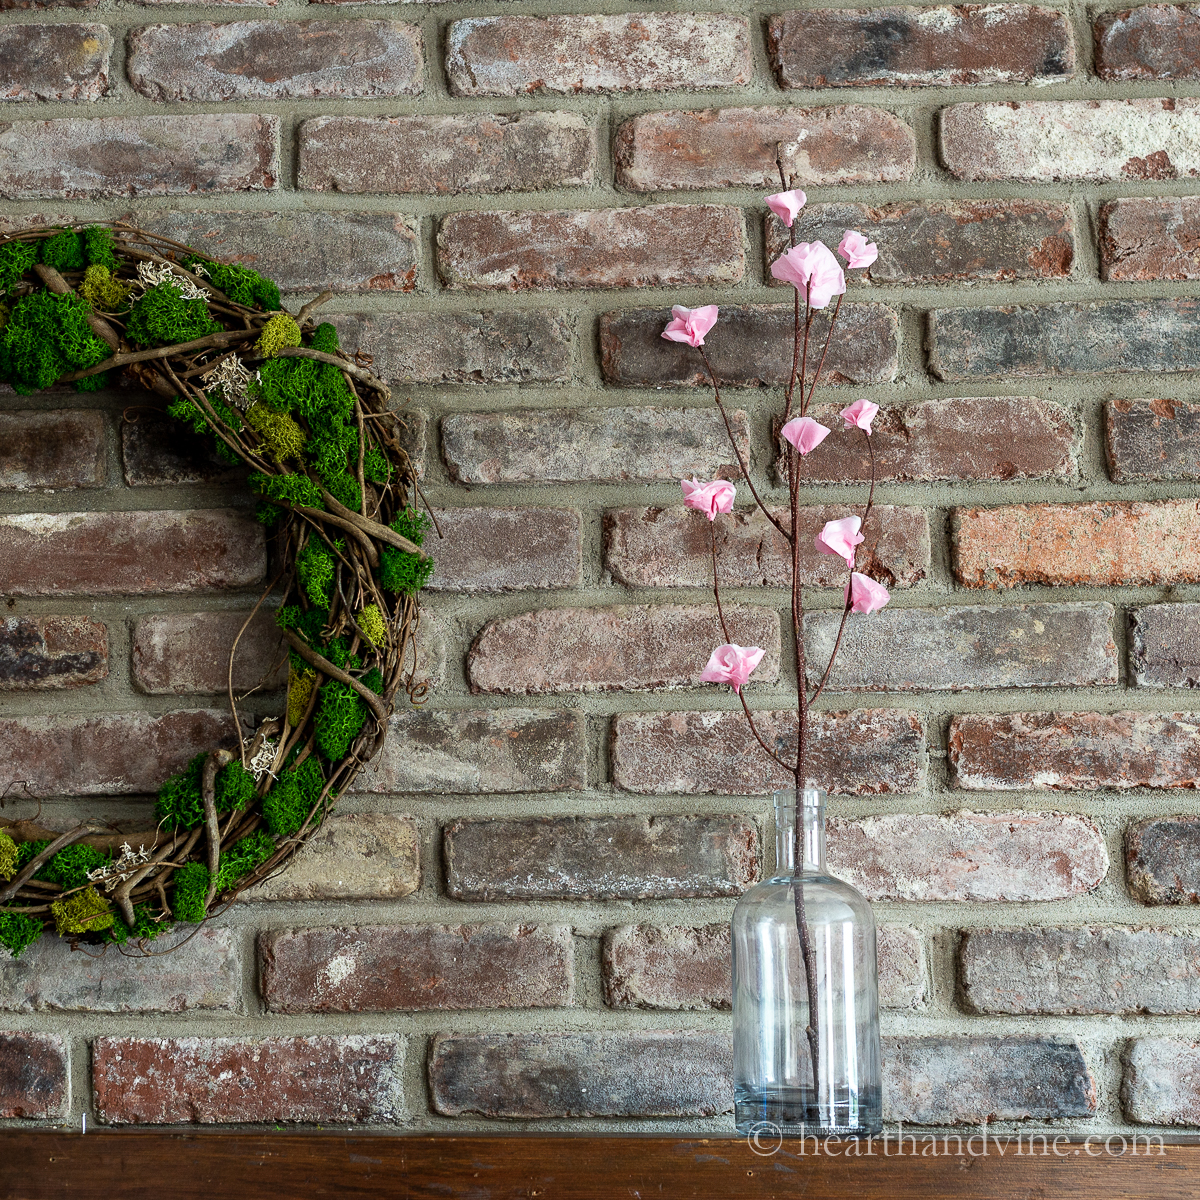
(2, 0), (1200, 1139)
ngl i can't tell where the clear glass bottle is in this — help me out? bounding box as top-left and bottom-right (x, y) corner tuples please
(732, 787), (882, 1137)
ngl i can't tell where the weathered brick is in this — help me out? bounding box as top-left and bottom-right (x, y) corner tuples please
(1127, 816), (1200, 904)
(804, 602), (1117, 692)
(602, 922), (925, 1010)
(772, 5), (1072, 88)
(261, 924), (573, 1013)
(0, 709), (243, 796)
(612, 709), (925, 796)
(247, 814), (419, 902)
(1101, 197), (1200, 281)
(331, 312), (572, 385)
(1131, 603), (1200, 687)
(444, 815), (760, 901)
(299, 112), (593, 195)
(0, 510), (265, 596)
(950, 711), (1200, 791)
(0, 409), (106, 489)
(775, 396), (1077, 484)
(93, 1035), (404, 1124)
(121, 412), (245, 487)
(884, 1036), (1096, 1124)
(468, 604), (780, 695)
(0, 24), (110, 101)
(437, 205), (744, 291)
(941, 99), (1200, 182)
(614, 106), (916, 191)
(829, 811), (1108, 901)
(1106, 397), (1200, 480)
(446, 14), (751, 96)
(138, 210), (418, 293)
(0, 930), (237, 1013)
(606, 505), (928, 590)
(1123, 1038), (1200, 1123)
(2, 0), (94, 8)
(601, 304), (899, 388)
(0, 616), (107, 690)
(442, 406), (749, 485)
(356, 708), (585, 795)
(427, 507), (581, 592)
(131, 610), (284, 696)
(0, 115), (278, 199)
(961, 926), (1200, 1015)
(1096, 5), (1200, 81)
(128, 21), (422, 101)
(0, 1034), (68, 1119)
(952, 500), (1200, 587)
(430, 1031), (732, 1118)
(767, 200), (1074, 284)
(930, 299), (1200, 379)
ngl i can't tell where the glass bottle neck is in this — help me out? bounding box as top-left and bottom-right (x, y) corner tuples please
(774, 787), (826, 874)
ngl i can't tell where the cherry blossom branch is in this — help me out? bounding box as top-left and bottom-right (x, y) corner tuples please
(803, 293), (844, 414)
(710, 522), (731, 644)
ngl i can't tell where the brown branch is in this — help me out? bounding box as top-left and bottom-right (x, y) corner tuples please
(58, 329), (258, 383)
(0, 823), (102, 904)
(201, 750), (233, 909)
(33, 264), (121, 351)
(281, 631), (391, 729)
(296, 290), (334, 325)
(320, 490), (429, 560)
(803, 292), (844, 414)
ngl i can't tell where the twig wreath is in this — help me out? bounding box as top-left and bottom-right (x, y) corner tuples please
(0, 222), (433, 958)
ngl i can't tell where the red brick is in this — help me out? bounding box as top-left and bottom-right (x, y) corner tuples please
(131, 610), (286, 695)
(0, 709), (244, 797)
(1123, 1038), (1200, 1123)
(829, 811), (1108, 901)
(606, 505), (927, 590)
(1131, 603), (1200, 686)
(0, 114), (278, 199)
(468, 604), (780, 695)
(949, 711), (1200, 792)
(121, 411), (246, 487)
(1128, 816), (1200, 904)
(299, 112), (593, 195)
(770, 5), (1072, 88)
(600, 303), (899, 388)
(427, 507), (581, 592)
(444, 815), (760, 901)
(941, 99), (1200, 182)
(446, 14), (751, 96)
(1108, 396), (1200, 477)
(1101, 197), (1200, 281)
(260, 924), (574, 1013)
(953, 499), (1200, 588)
(614, 105), (916, 191)
(128, 20), (422, 102)
(767, 200), (1074, 284)
(437, 205), (744, 291)
(93, 1035), (404, 1124)
(0, 409), (106, 489)
(0, 1034), (68, 1119)
(611, 709), (925, 796)
(0, 509), (265, 596)
(1096, 4), (1200, 81)
(442, 406), (749, 485)
(0, 615), (107, 690)
(0, 23), (110, 101)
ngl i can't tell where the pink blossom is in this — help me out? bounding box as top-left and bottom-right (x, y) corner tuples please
(681, 476), (736, 520)
(661, 304), (719, 348)
(780, 416), (831, 456)
(699, 643), (766, 694)
(846, 572), (890, 614)
(765, 189), (807, 227)
(840, 398), (879, 433)
(815, 516), (864, 564)
(838, 230), (878, 269)
(769, 241), (846, 309)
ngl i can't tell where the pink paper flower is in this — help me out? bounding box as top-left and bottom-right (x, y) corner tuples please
(661, 304), (719, 349)
(765, 189), (807, 227)
(815, 516), (864, 564)
(780, 416), (831, 456)
(769, 241), (846, 310)
(846, 572), (890, 614)
(699, 643), (766, 694)
(838, 230), (878, 270)
(681, 476), (736, 520)
(840, 398), (879, 433)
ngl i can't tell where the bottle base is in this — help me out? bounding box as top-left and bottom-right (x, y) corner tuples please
(735, 1085), (883, 1139)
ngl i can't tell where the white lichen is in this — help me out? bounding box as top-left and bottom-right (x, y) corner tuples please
(87, 842), (153, 892)
(200, 354), (259, 411)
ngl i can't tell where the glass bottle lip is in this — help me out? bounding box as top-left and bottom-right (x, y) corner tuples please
(773, 786), (826, 809)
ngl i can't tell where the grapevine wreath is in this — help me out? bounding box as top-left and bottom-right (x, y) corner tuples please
(0, 222), (434, 957)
